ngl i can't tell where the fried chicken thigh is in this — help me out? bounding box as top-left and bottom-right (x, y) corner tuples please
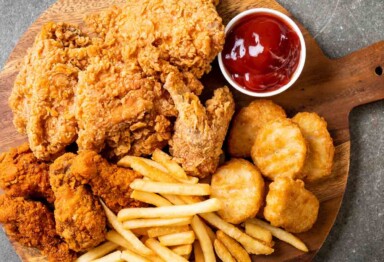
(50, 153), (106, 252)
(9, 22), (98, 160)
(164, 72), (235, 178)
(0, 143), (54, 203)
(0, 195), (76, 262)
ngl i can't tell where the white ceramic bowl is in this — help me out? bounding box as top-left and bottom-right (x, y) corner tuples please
(218, 8), (306, 97)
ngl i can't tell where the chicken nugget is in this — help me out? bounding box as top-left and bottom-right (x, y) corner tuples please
(211, 159), (264, 224)
(228, 100), (286, 158)
(264, 176), (319, 233)
(251, 119), (307, 180)
(292, 112), (334, 182)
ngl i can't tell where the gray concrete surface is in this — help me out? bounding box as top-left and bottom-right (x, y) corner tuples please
(0, 0), (383, 261)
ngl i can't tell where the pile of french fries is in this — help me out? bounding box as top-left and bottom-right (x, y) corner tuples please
(76, 149), (308, 262)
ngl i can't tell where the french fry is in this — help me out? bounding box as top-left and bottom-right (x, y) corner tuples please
(106, 231), (135, 251)
(171, 244), (193, 256)
(130, 179), (211, 196)
(131, 190), (172, 207)
(158, 231), (195, 246)
(118, 198), (221, 220)
(245, 221), (273, 244)
(161, 194), (186, 205)
(118, 156), (177, 182)
(179, 195), (204, 204)
(93, 250), (122, 262)
(121, 249), (151, 262)
(191, 216), (216, 262)
(182, 254), (191, 260)
(247, 218), (308, 252)
(123, 217), (192, 229)
(131, 228), (150, 236)
(145, 238), (188, 262)
(152, 149), (189, 180)
(147, 225), (190, 238)
(214, 239), (236, 262)
(100, 201), (153, 256)
(216, 230), (251, 262)
(203, 222), (216, 242)
(200, 213), (274, 255)
(76, 241), (118, 262)
(193, 241), (204, 262)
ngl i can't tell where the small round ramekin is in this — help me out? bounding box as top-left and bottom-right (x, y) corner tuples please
(218, 8), (306, 97)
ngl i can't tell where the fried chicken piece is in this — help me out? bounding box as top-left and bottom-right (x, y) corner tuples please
(9, 22), (98, 160)
(264, 177), (319, 233)
(50, 153), (106, 252)
(75, 60), (177, 159)
(69, 150), (146, 213)
(0, 195), (76, 262)
(164, 72), (235, 178)
(0, 143), (54, 203)
(85, 0), (225, 79)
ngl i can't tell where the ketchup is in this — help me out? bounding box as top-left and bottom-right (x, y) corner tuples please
(222, 13), (301, 92)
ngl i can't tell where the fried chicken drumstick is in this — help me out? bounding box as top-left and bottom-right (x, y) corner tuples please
(0, 195), (76, 262)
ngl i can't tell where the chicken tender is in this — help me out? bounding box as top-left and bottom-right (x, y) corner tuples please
(70, 150), (146, 213)
(211, 159), (264, 224)
(251, 119), (307, 180)
(264, 177), (319, 233)
(228, 100), (286, 158)
(0, 143), (54, 203)
(164, 72), (235, 178)
(292, 112), (335, 182)
(9, 22), (97, 160)
(50, 153), (106, 252)
(0, 195), (76, 262)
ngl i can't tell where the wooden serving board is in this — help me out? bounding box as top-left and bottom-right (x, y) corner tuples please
(0, 0), (383, 261)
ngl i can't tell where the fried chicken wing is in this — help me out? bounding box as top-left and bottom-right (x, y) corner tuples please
(69, 150), (146, 213)
(0, 195), (76, 262)
(0, 143), (54, 203)
(50, 153), (106, 252)
(164, 72), (235, 178)
(9, 22), (97, 160)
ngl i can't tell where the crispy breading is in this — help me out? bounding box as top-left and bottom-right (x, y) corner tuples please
(292, 112), (335, 182)
(211, 159), (265, 224)
(264, 177), (319, 233)
(0, 195), (76, 262)
(9, 22), (97, 160)
(50, 153), (106, 252)
(164, 72), (235, 178)
(70, 150), (146, 213)
(251, 119), (307, 180)
(228, 100), (287, 158)
(0, 143), (54, 203)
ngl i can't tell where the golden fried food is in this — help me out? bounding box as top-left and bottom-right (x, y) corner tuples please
(292, 112), (335, 182)
(0, 143), (54, 203)
(164, 72), (235, 178)
(0, 195), (76, 262)
(264, 177), (319, 233)
(9, 22), (97, 160)
(50, 153), (107, 252)
(210, 159), (264, 224)
(251, 119), (307, 180)
(228, 100), (286, 158)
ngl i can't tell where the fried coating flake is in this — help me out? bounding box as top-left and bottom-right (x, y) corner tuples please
(264, 177), (319, 233)
(251, 119), (307, 180)
(228, 100), (287, 158)
(0, 143), (54, 203)
(211, 159), (265, 224)
(9, 22), (97, 160)
(292, 112), (335, 182)
(50, 153), (106, 252)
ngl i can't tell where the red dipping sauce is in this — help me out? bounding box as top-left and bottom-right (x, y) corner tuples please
(222, 12), (301, 92)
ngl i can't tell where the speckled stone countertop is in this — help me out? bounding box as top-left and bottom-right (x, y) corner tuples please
(0, 0), (383, 261)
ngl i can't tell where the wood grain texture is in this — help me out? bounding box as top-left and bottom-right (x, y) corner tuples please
(0, 0), (383, 261)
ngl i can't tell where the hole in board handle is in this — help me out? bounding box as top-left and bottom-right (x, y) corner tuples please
(375, 66), (382, 76)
